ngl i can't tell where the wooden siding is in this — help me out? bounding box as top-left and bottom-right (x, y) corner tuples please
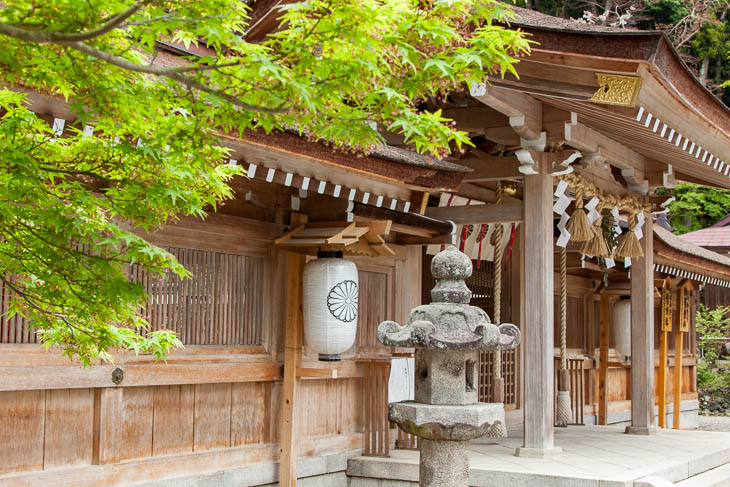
(0, 378), (364, 475)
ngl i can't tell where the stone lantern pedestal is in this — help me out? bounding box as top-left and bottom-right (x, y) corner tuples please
(378, 246), (521, 487)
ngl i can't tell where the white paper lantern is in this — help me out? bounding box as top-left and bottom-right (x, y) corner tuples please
(303, 252), (359, 361)
(611, 298), (631, 362)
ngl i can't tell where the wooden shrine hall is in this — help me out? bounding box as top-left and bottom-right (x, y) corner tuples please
(4, 5), (730, 487)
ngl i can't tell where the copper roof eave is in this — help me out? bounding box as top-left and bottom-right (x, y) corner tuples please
(217, 129), (469, 192)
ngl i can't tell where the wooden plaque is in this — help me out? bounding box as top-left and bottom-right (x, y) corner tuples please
(679, 281), (694, 333)
(660, 278), (673, 332)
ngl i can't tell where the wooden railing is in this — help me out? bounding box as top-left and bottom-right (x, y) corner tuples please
(553, 356), (586, 426)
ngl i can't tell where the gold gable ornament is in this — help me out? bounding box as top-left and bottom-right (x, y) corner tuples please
(590, 74), (642, 107)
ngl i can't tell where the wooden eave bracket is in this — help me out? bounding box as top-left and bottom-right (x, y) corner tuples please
(274, 220), (395, 257)
(514, 148), (580, 176)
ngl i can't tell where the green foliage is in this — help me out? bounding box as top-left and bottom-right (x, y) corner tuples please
(697, 304), (730, 362)
(0, 0), (529, 364)
(638, 0), (689, 28)
(662, 183), (730, 234)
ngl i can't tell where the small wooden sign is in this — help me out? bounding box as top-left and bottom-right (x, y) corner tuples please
(661, 277), (673, 332)
(679, 281), (694, 332)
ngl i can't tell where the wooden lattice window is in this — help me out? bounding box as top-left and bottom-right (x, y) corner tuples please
(131, 247), (265, 346)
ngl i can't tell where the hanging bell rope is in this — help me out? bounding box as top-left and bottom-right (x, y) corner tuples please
(614, 212), (645, 259)
(486, 182), (508, 439)
(556, 246), (573, 427)
(566, 187), (593, 242)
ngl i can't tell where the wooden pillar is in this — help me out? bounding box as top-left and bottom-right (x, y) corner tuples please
(517, 161), (560, 456)
(279, 213), (307, 486)
(658, 279), (673, 429)
(598, 294), (609, 426)
(626, 216), (656, 435)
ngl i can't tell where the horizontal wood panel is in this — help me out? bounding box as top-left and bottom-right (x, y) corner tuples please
(0, 362), (282, 391)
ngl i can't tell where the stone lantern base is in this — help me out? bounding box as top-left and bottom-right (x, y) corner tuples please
(390, 402), (505, 487)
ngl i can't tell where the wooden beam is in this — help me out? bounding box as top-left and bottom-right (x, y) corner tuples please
(518, 161), (558, 455)
(424, 201), (523, 224)
(459, 155), (523, 182)
(441, 106), (510, 133)
(471, 84), (543, 141)
(598, 294), (609, 426)
(279, 213), (307, 487)
(627, 216), (656, 434)
(563, 119), (646, 188)
(296, 367), (339, 379)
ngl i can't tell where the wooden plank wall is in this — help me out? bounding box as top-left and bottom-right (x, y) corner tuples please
(0, 215), (417, 482)
(0, 378), (365, 476)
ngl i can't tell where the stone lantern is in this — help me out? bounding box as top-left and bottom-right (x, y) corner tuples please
(377, 245), (521, 487)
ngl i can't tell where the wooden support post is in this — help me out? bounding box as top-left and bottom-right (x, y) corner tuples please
(598, 294), (609, 426)
(626, 216), (656, 435)
(658, 278), (673, 429)
(517, 162), (561, 456)
(279, 213), (307, 486)
(673, 331), (684, 429)
(92, 387), (123, 465)
(658, 330), (668, 428)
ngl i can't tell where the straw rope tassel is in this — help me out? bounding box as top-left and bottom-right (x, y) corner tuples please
(566, 187), (593, 242)
(487, 183), (508, 438)
(556, 246), (573, 427)
(615, 212), (644, 259)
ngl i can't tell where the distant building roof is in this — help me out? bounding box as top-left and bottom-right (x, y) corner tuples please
(679, 227), (730, 249)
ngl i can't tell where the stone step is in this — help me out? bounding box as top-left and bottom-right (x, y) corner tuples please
(674, 463), (730, 487)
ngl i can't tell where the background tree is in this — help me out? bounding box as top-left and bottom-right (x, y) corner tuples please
(0, 0), (529, 364)
(662, 183), (730, 234)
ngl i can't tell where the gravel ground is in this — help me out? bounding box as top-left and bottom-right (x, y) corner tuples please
(699, 415), (730, 432)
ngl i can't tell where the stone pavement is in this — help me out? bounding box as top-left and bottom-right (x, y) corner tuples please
(348, 425), (730, 486)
